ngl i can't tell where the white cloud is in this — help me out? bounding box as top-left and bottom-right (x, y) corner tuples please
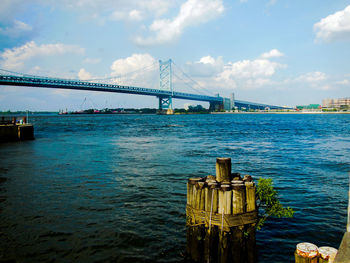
(56, 0), (177, 23)
(33, 66), (41, 72)
(318, 85), (332, 90)
(111, 9), (144, 21)
(135, 0), (224, 46)
(110, 53), (158, 88)
(110, 53), (156, 76)
(217, 59), (286, 80)
(314, 5), (350, 42)
(260, 49), (284, 59)
(335, 79), (349, 85)
(83, 57), (101, 64)
(176, 52), (287, 92)
(267, 0), (277, 6)
(278, 72), (350, 91)
(246, 78), (272, 87)
(0, 0), (29, 22)
(0, 20), (32, 37)
(214, 58), (284, 90)
(294, 71), (333, 90)
(78, 68), (92, 80)
(0, 1), (203, 45)
(136, 0), (178, 17)
(68, 0), (174, 17)
(0, 41), (85, 69)
(0, 0), (177, 25)
(297, 72), (327, 83)
(186, 56), (224, 77)
(199, 56), (217, 64)
(240, 0), (276, 5)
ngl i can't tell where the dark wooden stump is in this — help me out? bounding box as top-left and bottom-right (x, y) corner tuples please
(216, 158), (232, 182)
(186, 158), (258, 263)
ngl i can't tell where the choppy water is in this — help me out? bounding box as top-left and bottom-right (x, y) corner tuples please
(0, 113), (349, 262)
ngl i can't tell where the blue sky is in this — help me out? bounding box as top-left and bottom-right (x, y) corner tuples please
(0, 0), (350, 111)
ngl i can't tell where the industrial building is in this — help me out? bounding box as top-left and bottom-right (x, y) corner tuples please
(322, 97), (350, 110)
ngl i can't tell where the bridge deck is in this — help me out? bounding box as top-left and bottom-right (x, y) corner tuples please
(0, 74), (286, 109)
(0, 75), (222, 103)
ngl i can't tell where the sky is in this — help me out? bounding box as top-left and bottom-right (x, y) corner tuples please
(0, 0), (350, 111)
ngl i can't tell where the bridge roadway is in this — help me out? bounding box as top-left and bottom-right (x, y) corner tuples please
(0, 74), (222, 103)
(0, 74), (284, 110)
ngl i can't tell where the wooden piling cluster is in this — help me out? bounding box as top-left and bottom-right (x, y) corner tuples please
(294, 243), (338, 263)
(186, 158), (258, 263)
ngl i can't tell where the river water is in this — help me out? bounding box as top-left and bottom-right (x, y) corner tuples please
(0, 113), (349, 262)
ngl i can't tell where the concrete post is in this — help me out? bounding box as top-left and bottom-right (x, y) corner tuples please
(347, 172), (350, 232)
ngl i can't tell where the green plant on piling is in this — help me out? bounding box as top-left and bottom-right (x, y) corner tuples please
(256, 178), (294, 230)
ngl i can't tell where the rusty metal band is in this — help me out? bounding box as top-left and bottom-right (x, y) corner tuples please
(186, 205), (258, 228)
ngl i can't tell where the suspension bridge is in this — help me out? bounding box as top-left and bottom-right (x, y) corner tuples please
(0, 59), (285, 112)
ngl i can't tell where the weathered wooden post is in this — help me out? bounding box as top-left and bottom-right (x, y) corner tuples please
(186, 177), (204, 262)
(216, 158), (233, 263)
(204, 181), (219, 262)
(244, 177), (258, 263)
(295, 242), (319, 263)
(231, 181), (246, 263)
(216, 158), (232, 182)
(187, 178), (202, 209)
(218, 183), (231, 263)
(186, 158), (258, 262)
(196, 182), (206, 211)
(318, 247), (338, 263)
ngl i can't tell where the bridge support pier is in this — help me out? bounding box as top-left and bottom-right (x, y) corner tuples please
(158, 96), (174, 115)
(209, 102), (224, 112)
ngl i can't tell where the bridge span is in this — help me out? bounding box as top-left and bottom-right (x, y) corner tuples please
(0, 60), (286, 111)
(0, 74), (225, 109)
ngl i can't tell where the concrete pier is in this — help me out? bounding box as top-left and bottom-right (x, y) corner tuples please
(0, 121), (34, 142)
(334, 232), (350, 263)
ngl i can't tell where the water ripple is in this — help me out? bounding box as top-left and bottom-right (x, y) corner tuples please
(0, 114), (348, 262)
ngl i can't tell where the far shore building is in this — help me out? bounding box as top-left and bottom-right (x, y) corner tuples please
(322, 97), (350, 110)
(221, 92), (235, 111)
(296, 104), (322, 112)
(230, 93), (235, 110)
(223, 98), (231, 111)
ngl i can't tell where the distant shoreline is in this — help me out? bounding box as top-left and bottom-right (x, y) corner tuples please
(211, 111), (350, 114)
(1, 111), (349, 116)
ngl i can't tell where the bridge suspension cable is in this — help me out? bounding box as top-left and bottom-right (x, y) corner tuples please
(0, 61), (158, 86)
(0, 68), (42, 78)
(172, 71), (208, 96)
(84, 61), (158, 82)
(172, 61), (216, 97)
(1, 60), (213, 98)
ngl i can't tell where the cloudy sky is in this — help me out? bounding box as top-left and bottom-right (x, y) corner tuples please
(0, 0), (350, 110)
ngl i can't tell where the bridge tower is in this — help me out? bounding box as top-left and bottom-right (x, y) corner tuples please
(158, 59), (173, 114)
(209, 93), (224, 111)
